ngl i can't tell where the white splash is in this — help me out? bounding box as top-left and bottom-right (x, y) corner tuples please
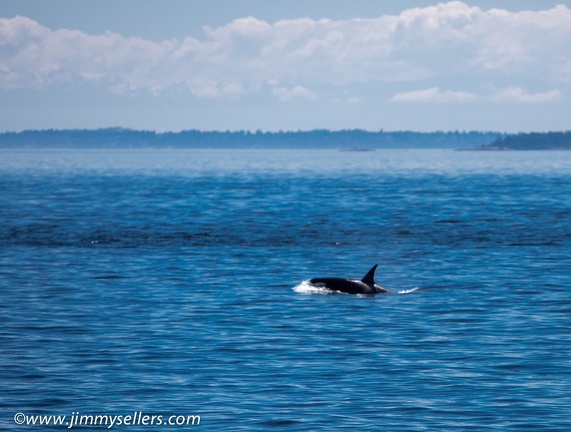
(292, 280), (335, 295)
(397, 287), (423, 294)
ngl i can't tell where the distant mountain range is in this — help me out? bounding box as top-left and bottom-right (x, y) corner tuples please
(0, 128), (569, 150)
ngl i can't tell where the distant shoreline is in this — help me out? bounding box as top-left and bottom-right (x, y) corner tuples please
(0, 128), (569, 150)
(0, 128), (502, 150)
(460, 147), (571, 151)
(462, 131), (571, 151)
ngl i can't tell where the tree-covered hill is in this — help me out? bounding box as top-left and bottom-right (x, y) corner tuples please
(469, 131), (571, 150)
(0, 128), (500, 149)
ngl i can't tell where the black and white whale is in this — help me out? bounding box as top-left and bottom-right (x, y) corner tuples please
(308, 264), (390, 295)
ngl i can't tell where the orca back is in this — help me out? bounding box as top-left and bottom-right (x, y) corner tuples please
(308, 264), (388, 295)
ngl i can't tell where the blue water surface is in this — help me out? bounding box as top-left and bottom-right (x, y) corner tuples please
(1, 149), (570, 431)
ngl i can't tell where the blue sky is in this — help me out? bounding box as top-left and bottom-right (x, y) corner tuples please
(1, 0), (570, 132)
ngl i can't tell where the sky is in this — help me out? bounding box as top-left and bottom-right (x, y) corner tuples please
(1, 0), (570, 132)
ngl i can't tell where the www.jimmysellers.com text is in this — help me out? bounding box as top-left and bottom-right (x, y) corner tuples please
(13, 411), (201, 428)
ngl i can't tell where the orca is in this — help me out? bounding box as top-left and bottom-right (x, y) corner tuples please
(308, 264), (389, 295)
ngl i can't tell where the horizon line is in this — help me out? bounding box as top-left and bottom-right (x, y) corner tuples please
(4, 127), (569, 135)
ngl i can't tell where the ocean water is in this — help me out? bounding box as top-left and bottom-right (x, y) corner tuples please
(1, 149), (570, 431)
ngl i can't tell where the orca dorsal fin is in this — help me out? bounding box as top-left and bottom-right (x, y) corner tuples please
(361, 264), (378, 286)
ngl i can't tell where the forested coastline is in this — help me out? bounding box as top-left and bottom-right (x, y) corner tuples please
(0, 128), (500, 149)
(471, 131), (571, 150)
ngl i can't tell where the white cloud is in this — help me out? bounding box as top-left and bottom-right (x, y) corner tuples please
(1, 3), (570, 99)
(337, 96), (363, 105)
(392, 86), (563, 103)
(493, 87), (562, 103)
(391, 87), (477, 103)
(272, 85), (317, 102)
